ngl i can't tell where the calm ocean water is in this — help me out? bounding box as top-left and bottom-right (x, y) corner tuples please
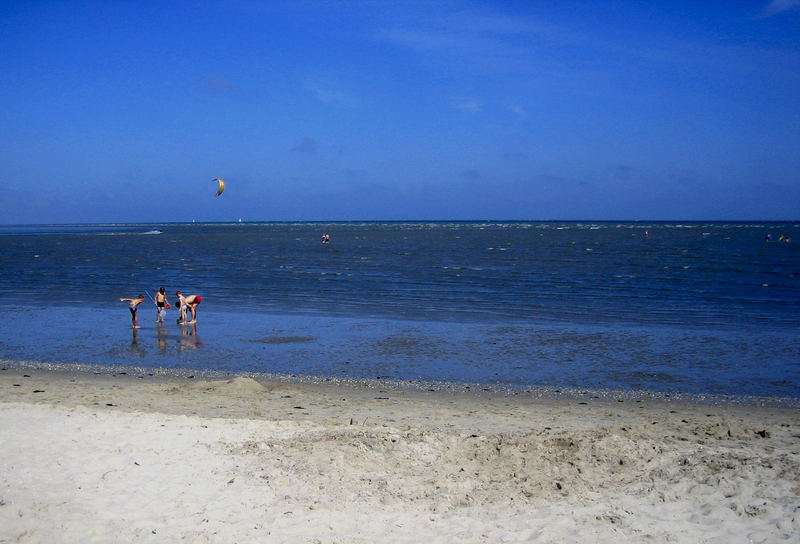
(0, 221), (798, 398)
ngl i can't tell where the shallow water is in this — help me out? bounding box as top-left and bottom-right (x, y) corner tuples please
(0, 221), (798, 397)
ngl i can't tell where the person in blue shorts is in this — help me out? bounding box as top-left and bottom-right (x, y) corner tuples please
(120, 294), (146, 328)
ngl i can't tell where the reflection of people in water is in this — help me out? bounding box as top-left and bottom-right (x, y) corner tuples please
(175, 291), (202, 324)
(120, 294), (146, 328)
(321, 233), (330, 243)
(156, 322), (168, 353)
(179, 322), (202, 351)
(129, 327), (145, 356)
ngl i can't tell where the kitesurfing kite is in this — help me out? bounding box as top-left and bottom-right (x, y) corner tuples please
(213, 177), (225, 197)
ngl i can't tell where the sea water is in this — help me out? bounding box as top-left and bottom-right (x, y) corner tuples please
(0, 221), (798, 398)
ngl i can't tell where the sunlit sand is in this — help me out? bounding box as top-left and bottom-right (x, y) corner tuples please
(1, 367), (798, 542)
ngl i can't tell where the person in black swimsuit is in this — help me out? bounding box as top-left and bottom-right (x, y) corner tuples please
(154, 287), (169, 323)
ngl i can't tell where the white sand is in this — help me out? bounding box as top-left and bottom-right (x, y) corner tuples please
(0, 368), (798, 543)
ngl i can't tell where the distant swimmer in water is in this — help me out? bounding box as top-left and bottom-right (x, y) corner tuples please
(321, 233), (330, 243)
(175, 291), (202, 324)
(120, 294), (146, 328)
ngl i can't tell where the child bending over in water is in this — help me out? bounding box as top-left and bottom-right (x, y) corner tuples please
(120, 294), (146, 328)
(175, 291), (202, 324)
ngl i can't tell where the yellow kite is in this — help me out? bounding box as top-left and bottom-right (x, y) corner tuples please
(213, 178), (225, 197)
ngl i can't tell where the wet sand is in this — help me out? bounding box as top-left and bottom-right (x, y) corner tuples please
(1, 367), (798, 543)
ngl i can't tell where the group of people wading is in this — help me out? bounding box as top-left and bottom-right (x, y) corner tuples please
(120, 287), (202, 328)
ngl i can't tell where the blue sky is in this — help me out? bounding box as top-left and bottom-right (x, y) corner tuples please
(1, 0), (798, 223)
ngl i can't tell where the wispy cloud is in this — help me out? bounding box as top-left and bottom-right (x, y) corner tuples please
(305, 75), (357, 108)
(197, 75), (244, 94)
(375, 3), (796, 105)
(759, 0), (800, 17)
(374, 7), (564, 76)
(454, 100), (481, 113)
(311, 85), (353, 107)
(377, 28), (460, 56)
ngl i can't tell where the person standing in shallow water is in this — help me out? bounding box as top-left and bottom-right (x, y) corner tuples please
(175, 291), (202, 324)
(154, 287), (169, 323)
(120, 294), (145, 328)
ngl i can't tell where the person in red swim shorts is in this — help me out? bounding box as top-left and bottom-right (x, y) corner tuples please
(175, 291), (202, 324)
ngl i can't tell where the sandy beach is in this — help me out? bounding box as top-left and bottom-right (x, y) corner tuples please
(0, 366), (798, 543)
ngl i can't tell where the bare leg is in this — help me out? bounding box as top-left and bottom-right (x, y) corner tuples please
(130, 308), (139, 328)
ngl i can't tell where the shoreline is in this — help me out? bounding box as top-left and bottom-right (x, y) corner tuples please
(1, 365), (799, 542)
(3, 358), (799, 409)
